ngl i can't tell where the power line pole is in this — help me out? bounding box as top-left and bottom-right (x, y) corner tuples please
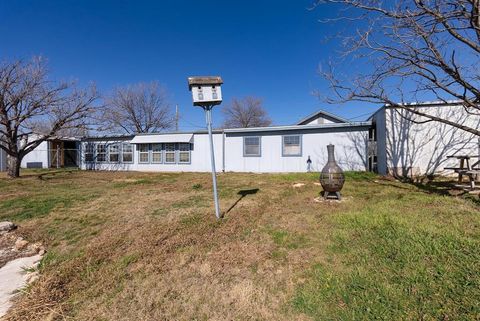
(175, 104), (179, 132)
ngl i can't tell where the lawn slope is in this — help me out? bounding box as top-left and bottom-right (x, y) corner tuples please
(0, 170), (478, 320)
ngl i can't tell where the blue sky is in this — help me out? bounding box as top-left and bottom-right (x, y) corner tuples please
(0, 0), (379, 130)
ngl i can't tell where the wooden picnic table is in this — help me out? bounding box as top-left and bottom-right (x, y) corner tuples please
(444, 155), (480, 190)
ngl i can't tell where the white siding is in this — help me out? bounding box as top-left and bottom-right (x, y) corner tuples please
(0, 148), (6, 172)
(375, 104), (480, 176)
(80, 133), (224, 172)
(224, 129), (368, 173)
(21, 141), (50, 169)
(304, 117), (335, 125)
(77, 129), (368, 174)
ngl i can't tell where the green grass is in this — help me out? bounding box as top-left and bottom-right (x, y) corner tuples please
(1, 170), (479, 321)
(268, 228), (308, 249)
(293, 191), (480, 321)
(0, 193), (97, 221)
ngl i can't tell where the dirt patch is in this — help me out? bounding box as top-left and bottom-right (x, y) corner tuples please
(0, 231), (43, 269)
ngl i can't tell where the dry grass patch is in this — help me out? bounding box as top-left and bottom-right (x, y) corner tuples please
(1, 170), (479, 320)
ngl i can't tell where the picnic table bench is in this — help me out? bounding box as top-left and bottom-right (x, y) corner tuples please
(444, 155), (479, 190)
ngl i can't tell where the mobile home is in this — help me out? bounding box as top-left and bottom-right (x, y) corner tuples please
(15, 104), (480, 177)
(77, 111), (371, 173)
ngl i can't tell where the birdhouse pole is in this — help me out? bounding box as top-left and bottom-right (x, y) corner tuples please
(188, 76), (223, 219)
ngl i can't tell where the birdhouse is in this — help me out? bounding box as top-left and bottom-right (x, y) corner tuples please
(188, 76), (223, 106)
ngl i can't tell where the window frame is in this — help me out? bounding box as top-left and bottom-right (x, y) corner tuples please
(138, 144), (150, 164)
(164, 143), (176, 164)
(281, 135), (302, 157)
(122, 143), (134, 163)
(151, 143), (163, 164)
(84, 143), (94, 162)
(178, 143), (191, 164)
(96, 144), (107, 162)
(243, 136), (261, 157)
(108, 143), (120, 163)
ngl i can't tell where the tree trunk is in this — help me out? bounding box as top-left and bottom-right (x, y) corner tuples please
(6, 154), (21, 178)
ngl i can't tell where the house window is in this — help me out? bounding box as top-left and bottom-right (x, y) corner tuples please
(85, 143), (94, 162)
(178, 143), (191, 163)
(244, 136), (261, 157)
(109, 144), (120, 162)
(152, 143), (163, 163)
(122, 143), (133, 163)
(282, 135), (301, 156)
(165, 143), (176, 163)
(96, 144), (106, 162)
(138, 144), (150, 163)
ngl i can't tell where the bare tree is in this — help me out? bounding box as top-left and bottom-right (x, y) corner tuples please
(102, 82), (174, 134)
(314, 0), (480, 136)
(222, 96), (272, 128)
(0, 57), (99, 178)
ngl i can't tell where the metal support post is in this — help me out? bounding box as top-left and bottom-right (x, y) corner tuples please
(205, 106), (221, 219)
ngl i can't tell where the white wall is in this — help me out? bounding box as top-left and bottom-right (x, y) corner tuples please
(78, 129), (368, 174)
(21, 141), (50, 169)
(224, 128), (368, 173)
(372, 107), (388, 175)
(375, 104), (480, 176)
(304, 116), (335, 125)
(80, 133), (224, 172)
(0, 148), (6, 172)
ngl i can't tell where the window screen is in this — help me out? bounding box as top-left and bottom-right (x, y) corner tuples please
(138, 144), (150, 163)
(244, 137), (260, 156)
(178, 143), (191, 163)
(152, 143), (163, 163)
(85, 143), (94, 162)
(122, 143), (133, 163)
(96, 144), (106, 162)
(282, 135), (301, 156)
(165, 143), (176, 163)
(109, 144), (120, 162)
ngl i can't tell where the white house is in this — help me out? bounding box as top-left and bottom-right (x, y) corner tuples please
(2, 103), (479, 177)
(77, 110), (371, 173)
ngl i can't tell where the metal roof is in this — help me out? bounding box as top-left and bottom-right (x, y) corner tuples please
(82, 134), (135, 141)
(224, 121), (372, 133)
(130, 133), (193, 144)
(80, 122), (372, 141)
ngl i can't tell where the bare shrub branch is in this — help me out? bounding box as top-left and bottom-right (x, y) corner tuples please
(314, 0), (480, 136)
(0, 57), (99, 177)
(102, 82), (174, 134)
(222, 96), (272, 128)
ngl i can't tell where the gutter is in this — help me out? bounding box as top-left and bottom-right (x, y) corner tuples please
(223, 121), (373, 133)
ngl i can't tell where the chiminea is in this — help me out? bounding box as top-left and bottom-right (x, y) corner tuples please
(319, 144), (345, 200)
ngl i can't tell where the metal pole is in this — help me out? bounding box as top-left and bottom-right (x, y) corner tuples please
(205, 106), (221, 219)
(56, 147), (60, 169)
(175, 104), (179, 132)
